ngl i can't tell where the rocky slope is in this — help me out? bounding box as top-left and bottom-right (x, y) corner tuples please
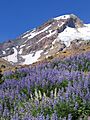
(0, 14), (90, 65)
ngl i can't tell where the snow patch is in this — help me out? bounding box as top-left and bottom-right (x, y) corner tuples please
(52, 39), (57, 45)
(23, 25), (51, 42)
(20, 44), (26, 48)
(46, 30), (56, 37)
(16, 46), (18, 48)
(56, 26), (90, 47)
(36, 36), (46, 43)
(2, 51), (6, 55)
(26, 46), (31, 49)
(44, 51), (48, 55)
(28, 25), (51, 39)
(6, 48), (10, 50)
(3, 48), (18, 63)
(84, 24), (90, 28)
(19, 49), (23, 54)
(54, 15), (70, 20)
(50, 45), (54, 50)
(37, 30), (56, 43)
(22, 50), (43, 65)
(22, 28), (36, 38)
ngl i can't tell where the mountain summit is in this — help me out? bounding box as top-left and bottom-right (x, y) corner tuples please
(0, 14), (90, 65)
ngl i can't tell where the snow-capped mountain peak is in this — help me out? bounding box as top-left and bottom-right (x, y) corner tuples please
(0, 14), (90, 65)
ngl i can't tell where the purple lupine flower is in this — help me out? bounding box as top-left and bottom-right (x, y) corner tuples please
(68, 114), (72, 120)
(46, 114), (50, 120)
(37, 114), (45, 120)
(74, 102), (78, 110)
(51, 111), (58, 120)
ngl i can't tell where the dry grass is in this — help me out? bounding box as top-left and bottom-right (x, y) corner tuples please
(1, 44), (90, 73)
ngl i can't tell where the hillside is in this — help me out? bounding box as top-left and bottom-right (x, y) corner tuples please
(0, 14), (90, 67)
(0, 14), (90, 119)
(0, 51), (90, 119)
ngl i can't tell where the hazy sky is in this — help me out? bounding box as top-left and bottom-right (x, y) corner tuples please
(0, 0), (90, 42)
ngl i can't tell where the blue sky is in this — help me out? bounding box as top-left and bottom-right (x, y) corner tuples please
(0, 0), (90, 43)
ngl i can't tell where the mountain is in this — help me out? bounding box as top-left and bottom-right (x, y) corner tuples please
(0, 14), (90, 66)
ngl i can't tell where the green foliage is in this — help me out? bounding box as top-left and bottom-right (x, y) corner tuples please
(1, 52), (90, 119)
(55, 101), (73, 118)
(0, 69), (4, 84)
(4, 71), (27, 80)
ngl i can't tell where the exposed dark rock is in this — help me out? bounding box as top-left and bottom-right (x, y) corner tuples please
(0, 14), (89, 65)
